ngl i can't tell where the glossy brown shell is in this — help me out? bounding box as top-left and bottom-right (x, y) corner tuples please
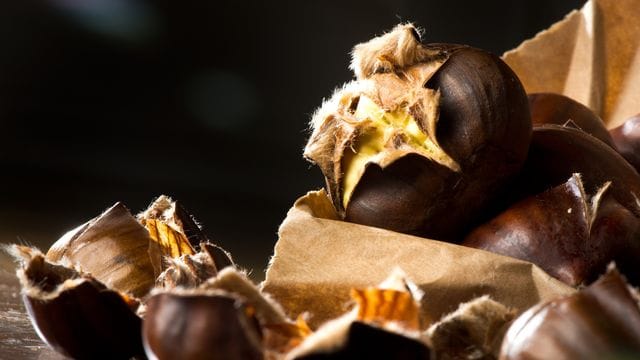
(345, 45), (531, 241)
(464, 175), (640, 286)
(143, 292), (263, 360)
(520, 125), (640, 213)
(528, 92), (615, 147)
(500, 268), (640, 359)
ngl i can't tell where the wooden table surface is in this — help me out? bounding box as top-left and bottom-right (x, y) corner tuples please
(0, 253), (65, 360)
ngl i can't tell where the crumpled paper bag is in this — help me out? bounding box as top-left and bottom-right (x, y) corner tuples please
(263, 191), (573, 327)
(263, 0), (640, 328)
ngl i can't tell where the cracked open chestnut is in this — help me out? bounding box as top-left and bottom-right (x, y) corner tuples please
(10, 246), (144, 360)
(9, 195), (238, 359)
(304, 24), (531, 240)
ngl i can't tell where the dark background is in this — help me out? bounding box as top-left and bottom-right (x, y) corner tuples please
(0, 0), (584, 279)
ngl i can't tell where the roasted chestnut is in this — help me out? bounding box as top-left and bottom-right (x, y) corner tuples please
(10, 195), (238, 359)
(500, 266), (640, 359)
(304, 24), (531, 240)
(528, 92), (615, 147)
(464, 174), (640, 286)
(610, 113), (640, 171)
(143, 290), (264, 360)
(516, 124), (640, 214)
(10, 246), (144, 360)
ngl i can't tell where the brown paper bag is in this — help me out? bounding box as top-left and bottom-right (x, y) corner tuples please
(263, 0), (640, 328)
(503, 0), (640, 128)
(263, 191), (573, 327)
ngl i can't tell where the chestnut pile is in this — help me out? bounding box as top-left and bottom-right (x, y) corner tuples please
(305, 24), (640, 289)
(11, 200), (640, 360)
(2, 197), (526, 359)
(9, 197), (316, 359)
(10, 23), (640, 360)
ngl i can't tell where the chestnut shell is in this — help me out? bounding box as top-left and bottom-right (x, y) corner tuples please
(500, 267), (640, 359)
(142, 292), (263, 360)
(18, 253), (143, 360)
(24, 281), (143, 360)
(518, 125), (640, 213)
(345, 45), (531, 240)
(464, 174), (640, 286)
(528, 92), (615, 148)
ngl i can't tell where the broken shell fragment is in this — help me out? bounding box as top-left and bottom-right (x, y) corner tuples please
(157, 242), (232, 289)
(11, 246), (144, 360)
(9, 195), (241, 359)
(202, 267), (311, 356)
(45, 202), (160, 298)
(287, 269), (429, 359)
(202, 267), (288, 326)
(44, 196), (234, 299)
(141, 195), (235, 287)
(304, 24), (531, 240)
(500, 266), (640, 359)
(142, 290), (263, 360)
(464, 174), (640, 286)
(528, 93), (615, 147)
(426, 295), (514, 360)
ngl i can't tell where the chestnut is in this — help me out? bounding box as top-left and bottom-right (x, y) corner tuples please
(517, 124), (640, 214)
(500, 266), (640, 359)
(528, 92), (615, 147)
(610, 113), (640, 171)
(464, 174), (640, 286)
(304, 24), (531, 240)
(142, 290), (263, 360)
(10, 246), (144, 360)
(9, 196), (242, 359)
